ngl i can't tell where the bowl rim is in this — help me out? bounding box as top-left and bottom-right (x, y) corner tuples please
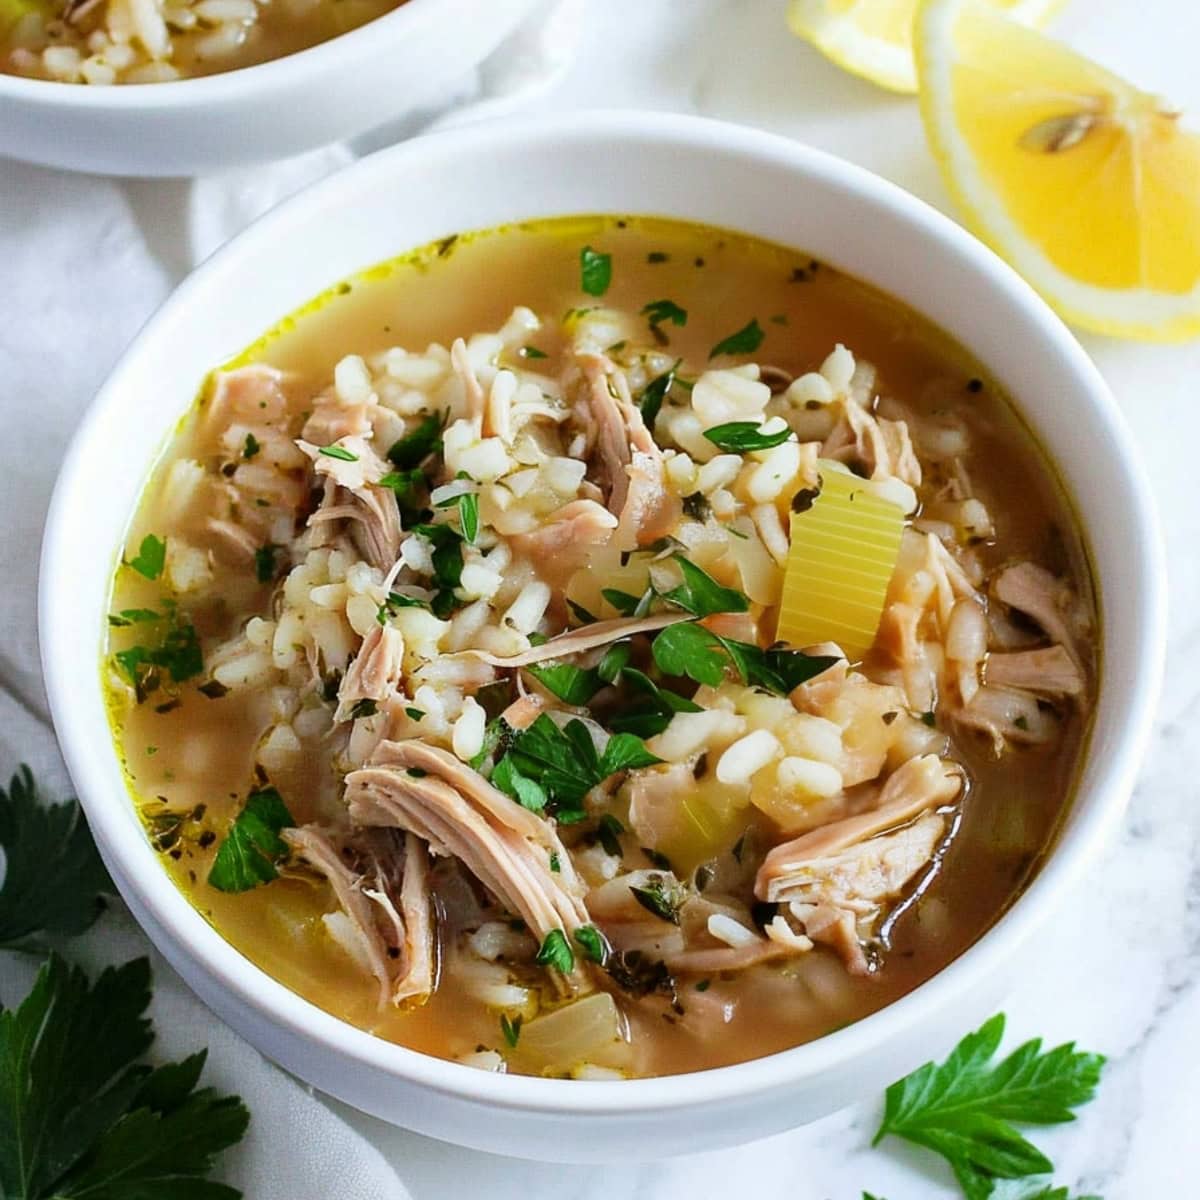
(0, 0), (444, 105)
(39, 110), (1167, 1117)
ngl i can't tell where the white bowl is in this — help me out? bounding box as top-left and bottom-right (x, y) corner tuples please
(40, 112), (1166, 1161)
(0, 0), (538, 176)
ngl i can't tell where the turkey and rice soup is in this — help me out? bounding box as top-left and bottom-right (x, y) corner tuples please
(105, 216), (1096, 1079)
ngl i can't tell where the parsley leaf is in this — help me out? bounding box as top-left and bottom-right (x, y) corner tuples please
(519, 345), (548, 360)
(641, 299), (687, 328)
(126, 534), (166, 581)
(534, 929), (575, 974)
(573, 924), (610, 965)
(318, 444), (358, 462)
(490, 755), (548, 813)
(650, 622), (728, 686)
(596, 642), (631, 683)
(377, 590), (429, 625)
(0, 766), (111, 952)
(702, 421), (792, 452)
(523, 661), (603, 706)
(113, 606), (204, 701)
(637, 366), (676, 428)
(709, 318), (765, 359)
(0, 954), (248, 1200)
(241, 432), (260, 460)
(596, 813), (624, 858)
(434, 490), (479, 543)
(660, 555), (748, 616)
(206, 787), (295, 893)
(106, 609), (159, 628)
(602, 585), (655, 617)
(387, 413), (443, 469)
(629, 875), (683, 924)
(651, 622), (836, 695)
(410, 522), (464, 590)
(580, 246), (612, 296)
(874, 1014), (1105, 1200)
(499, 1013), (522, 1048)
(506, 715), (660, 818)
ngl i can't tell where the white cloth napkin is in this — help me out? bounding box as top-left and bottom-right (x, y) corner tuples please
(0, 2), (582, 1195)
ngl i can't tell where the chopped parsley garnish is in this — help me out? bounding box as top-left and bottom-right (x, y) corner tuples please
(430, 589), (460, 619)
(126, 533), (166, 581)
(0, 954), (249, 1200)
(596, 642), (631, 684)
(702, 421), (792, 452)
(377, 590), (430, 625)
(113, 604), (204, 701)
(596, 813), (625, 858)
(254, 542), (279, 584)
(405, 707), (425, 721)
(411, 522), (464, 591)
(661, 555), (748, 616)
(519, 345), (548, 359)
(499, 1013), (522, 1048)
(107, 608), (160, 627)
(573, 924), (610, 965)
(651, 622), (837, 695)
(874, 1014), (1104, 1200)
(608, 667), (703, 738)
(378, 467), (426, 520)
(567, 599), (599, 626)
(637, 365), (676, 428)
(242, 431), (261, 459)
(503, 714), (660, 820)
(318, 444), (358, 462)
(549, 851), (561, 873)
(534, 928), (575, 974)
(647, 251), (669, 264)
(641, 299), (688, 329)
(387, 412), (443, 469)
(434, 490), (479, 543)
(490, 755), (548, 813)
(580, 245), (613, 296)
(0, 765), (111, 952)
(601, 585), (655, 617)
(348, 698), (378, 720)
(523, 660), (603, 706)
(922, 710), (938, 727)
(206, 786), (295, 893)
(709, 318), (765, 359)
(629, 875), (683, 924)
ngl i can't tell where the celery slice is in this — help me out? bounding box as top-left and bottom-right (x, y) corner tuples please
(776, 461), (906, 660)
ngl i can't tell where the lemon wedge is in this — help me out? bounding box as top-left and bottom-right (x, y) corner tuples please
(787, 0), (1062, 94)
(916, 0), (1200, 340)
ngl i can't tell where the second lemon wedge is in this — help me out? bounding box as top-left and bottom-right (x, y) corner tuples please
(916, 0), (1200, 340)
(787, 0), (1061, 93)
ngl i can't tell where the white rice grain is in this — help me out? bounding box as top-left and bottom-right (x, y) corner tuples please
(716, 729), (782, 785)
(452, 697), (486, 762)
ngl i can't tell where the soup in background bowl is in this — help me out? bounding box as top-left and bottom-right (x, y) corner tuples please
(40, 114), (1164, 1159)
(105, 215), (1096, 1081)
(0, 0), (541, 175)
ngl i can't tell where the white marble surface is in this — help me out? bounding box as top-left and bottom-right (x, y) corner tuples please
(4, 0), (1200, 1196)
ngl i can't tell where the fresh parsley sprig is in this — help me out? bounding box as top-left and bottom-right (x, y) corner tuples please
(206, 787), (295, 894)
(0, 954), (249, 1200)
(0, 767), (111, 953)
(874, 1014), (1105, 1200)
(501, 715), (661, 822)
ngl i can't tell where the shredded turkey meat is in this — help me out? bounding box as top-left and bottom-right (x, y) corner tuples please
(284, 824), (435, 1007)
(755, 755), (962, 973)
(345, 740), (592, 992)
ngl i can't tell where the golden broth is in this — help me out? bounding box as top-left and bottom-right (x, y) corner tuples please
(107, 216), (1095, 1076)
